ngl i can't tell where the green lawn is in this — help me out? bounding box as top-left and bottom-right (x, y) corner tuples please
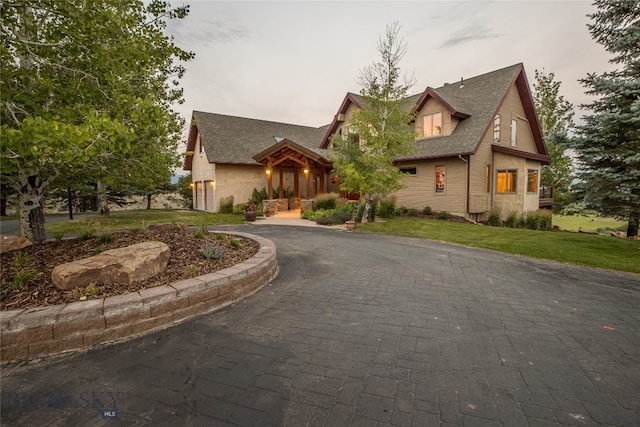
(357, 217), (639, 274)
(28, 210), (640, 274)
(44, 210), (246, 235)
(552, 214), (627, 233)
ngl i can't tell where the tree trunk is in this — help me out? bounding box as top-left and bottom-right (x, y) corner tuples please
(18, 177), (46, 244)
(67, 187), (73, 220)
(361, 195), (373, 224)
(0, 197), (7, 217)
(97, 180), (110, 216)
(627, 211), (639, 238)
(147, 194), (152, 210)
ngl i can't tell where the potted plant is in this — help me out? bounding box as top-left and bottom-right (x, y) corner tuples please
(244, 203), (257, 222)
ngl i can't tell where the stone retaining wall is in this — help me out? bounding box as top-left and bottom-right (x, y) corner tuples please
(0, 232), (278, 365)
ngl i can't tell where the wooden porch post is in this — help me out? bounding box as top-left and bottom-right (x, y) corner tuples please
(279, 166), (284, 198)
(319, 165), (326, 194)
(267, 159), (273, 199)
(293, 165), (299, 198)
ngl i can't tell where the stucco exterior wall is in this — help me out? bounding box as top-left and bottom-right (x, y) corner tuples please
(215, 164), (265, 212)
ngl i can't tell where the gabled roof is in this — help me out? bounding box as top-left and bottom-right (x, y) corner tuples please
(184, 111), (330, 169)
(252, 138), (332, 168)
(320, 63), (548, 162)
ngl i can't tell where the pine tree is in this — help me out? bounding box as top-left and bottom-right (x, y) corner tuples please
(567, 0), (640, 237)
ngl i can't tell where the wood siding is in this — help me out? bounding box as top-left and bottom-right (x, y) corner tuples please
(394, 158), (468, 216)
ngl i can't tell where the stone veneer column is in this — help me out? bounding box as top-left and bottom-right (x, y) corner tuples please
(300, 199), (314, 214)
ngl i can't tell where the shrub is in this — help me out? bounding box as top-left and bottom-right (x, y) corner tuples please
(229, 238), (242, 248)
(407, 208), (419, 217)
(92, 244), (109, 255)
(193, 226), (209, 239)
(378, 196), (396, 218)
(3, 268), (38, 294)
(422, 206), (432, 215)
(524, 210), (553, 231)
(12, 252), (31, 268)
(437, 211), (450, 220)
(249, 187), (269, 205)
(315, 211), (352, 225)
(52, 231), (65, 241)
(232, 203), (246, 215)
(201, 243), (226, 259)
(219, 196), (234, 214)
(314, 193), (339, 211)
(487, 208), (502, 227)
(98, 232), (114, 244)
(301, 209), (318, 220)
(77, 230), (96, 241)
(505, 211), (519, 228)
(183, 265), (199, 277)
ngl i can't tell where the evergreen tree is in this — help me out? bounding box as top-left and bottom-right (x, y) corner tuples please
(330, 22), (416, 223)
(532, 70), (575, 211)
(566, 0), (639, 237)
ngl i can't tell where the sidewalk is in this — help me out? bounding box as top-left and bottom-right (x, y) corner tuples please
(253, 209), (348, 230)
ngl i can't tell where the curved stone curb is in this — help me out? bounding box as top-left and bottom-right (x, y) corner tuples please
(0, 232), (278, 365)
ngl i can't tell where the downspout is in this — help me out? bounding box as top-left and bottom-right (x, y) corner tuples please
(459, 155), (469, 217)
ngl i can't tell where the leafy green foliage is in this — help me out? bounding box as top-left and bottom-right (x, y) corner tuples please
(422, 206), (432, 216)
(330, 23), (416, 223)
(176, 174), (194, 209)
(201, 243), (226, 259)
(0, 0), (194, 242)
(193, 226), (209, 240)
(565, 1), (640, 237)
(437, 211), (450, 220)
(313, 193), (339, 211)
(487, 208), (502, 227)
(533, 70), (575, 211)
(219, 196), (234, 214)
(378, 196), (397, 218)
(505, 211), (519, 228)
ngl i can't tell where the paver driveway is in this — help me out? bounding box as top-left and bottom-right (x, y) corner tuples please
(2, 225), (639, 426)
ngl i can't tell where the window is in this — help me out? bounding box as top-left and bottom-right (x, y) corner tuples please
(400, 167), (417, 175)
(435, 166), (445, 193)
(510, 119), (517, 147)
(497, 170), (517, 193)
(493, 115), (501, 142)
(348, 126), (360, 145)
(527, 169), (538, 193)
(485, 165), (491, 193)
(423, 112), (443, 137)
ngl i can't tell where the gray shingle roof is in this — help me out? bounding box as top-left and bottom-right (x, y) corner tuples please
(399, 63), (522, 160)
(189, 63), (527, 166)
(193, 111), (330, 164)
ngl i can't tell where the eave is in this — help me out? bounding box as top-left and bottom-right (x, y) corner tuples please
(415, 87), (470, 119)
(492, 144), (551, 165)
(320, 93), (362, 148)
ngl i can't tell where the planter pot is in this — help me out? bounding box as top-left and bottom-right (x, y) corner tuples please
(345, 220), (355, 230)
(244, 211), (257, 222)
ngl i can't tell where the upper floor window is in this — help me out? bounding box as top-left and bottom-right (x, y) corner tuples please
(348, 126), (360, 145)
(423, 112), (442, 138)
(527, 169), (538, 193)
(493, 115), (501, 142)
(510, 119), (517, 147)
(497, 170), (517, 193)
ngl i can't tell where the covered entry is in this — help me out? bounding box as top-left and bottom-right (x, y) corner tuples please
(252, 138), (334, 214)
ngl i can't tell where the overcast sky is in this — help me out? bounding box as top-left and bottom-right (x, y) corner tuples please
(166, 0), (613, 153)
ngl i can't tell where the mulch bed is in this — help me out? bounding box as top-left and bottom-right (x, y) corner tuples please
(0, 228), (260, 311)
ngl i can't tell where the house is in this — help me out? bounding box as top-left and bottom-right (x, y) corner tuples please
(184, 63), (549, 220)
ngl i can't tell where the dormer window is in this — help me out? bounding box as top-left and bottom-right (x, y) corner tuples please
(493, 115), (501, 142)
(423, 112), (442, 138)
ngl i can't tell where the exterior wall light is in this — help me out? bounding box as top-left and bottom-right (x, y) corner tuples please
(266, 169), (271, 176)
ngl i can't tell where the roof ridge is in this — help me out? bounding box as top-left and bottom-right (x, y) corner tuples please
(193, 110), (325, 130)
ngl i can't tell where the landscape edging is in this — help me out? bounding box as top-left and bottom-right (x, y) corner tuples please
(0, 231), (278, 365)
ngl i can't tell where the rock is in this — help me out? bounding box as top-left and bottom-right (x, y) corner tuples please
(611, 231), (626, 238)
(51, 242), (170, 290)
(148, 222), (188, 232)
(0, 235), (33, 254)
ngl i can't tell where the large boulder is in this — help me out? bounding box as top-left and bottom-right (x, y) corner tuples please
(0, 235), (32, 254)
(51, 241), (170, 290)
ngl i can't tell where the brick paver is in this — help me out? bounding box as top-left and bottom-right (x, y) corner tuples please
(2, 225), (639, 426)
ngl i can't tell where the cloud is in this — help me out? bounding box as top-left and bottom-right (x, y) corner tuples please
(441, 25), (502, 48)
(167, 18), (250, 47)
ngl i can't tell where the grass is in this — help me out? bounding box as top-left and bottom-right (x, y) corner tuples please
(357, 217), (640, 274)
(45, 210), (245, 235)
(553, 214), (627, 233)
(38, 209), (638, 274)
